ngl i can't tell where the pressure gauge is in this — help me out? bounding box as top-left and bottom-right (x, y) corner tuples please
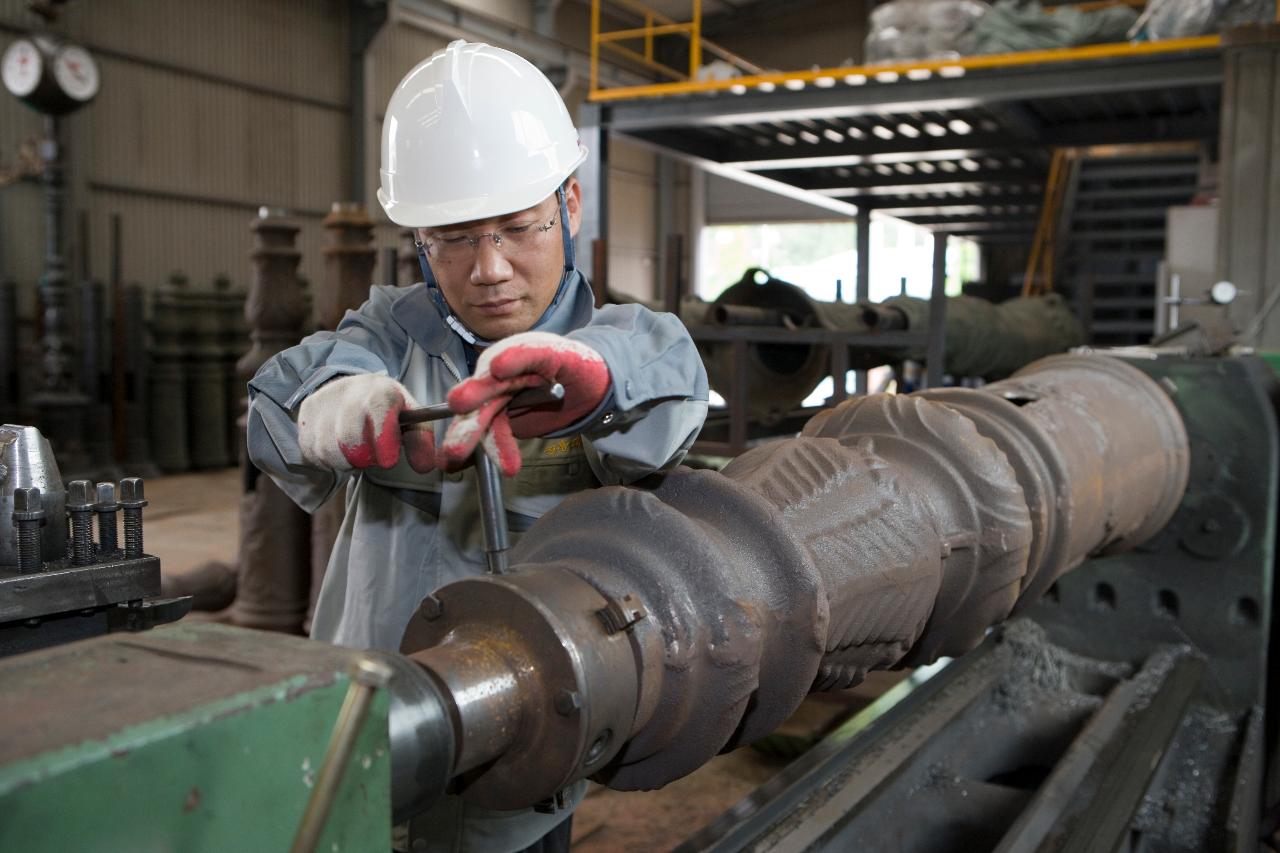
(51, 44), (98, 103)
(1, 38), (42, 98)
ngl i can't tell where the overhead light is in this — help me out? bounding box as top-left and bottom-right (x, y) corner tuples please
(897, 123), (920, 138)
(847, 126), (866, 139)
(918, 161), (936, 173)
(924, 122), (946, 136)
(906, 68), (932, 80)
(776, 132), (796, 145)
(844, 73), (867, 85)
(785, 79), (806, 91)
(730, 83), (747, 95)
(939, 160), (959, 172)
(815, 76), (836, 88)
(896, 163), (915, 174)
(824, 128), (844, 142)
(948, 119), (972, 135)
(959, 158), (980, 171)
(875, 163), (894, 175)
(874, 70), (900, 83)
(800, 131), (820, 144)
(872, 125), (895, 139)
(758, 81), (776, 92)
(939, 65), (965, 78)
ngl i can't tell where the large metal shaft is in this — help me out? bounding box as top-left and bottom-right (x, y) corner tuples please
(394, 352), (1188, 814)
(700, 269), (1084, 419)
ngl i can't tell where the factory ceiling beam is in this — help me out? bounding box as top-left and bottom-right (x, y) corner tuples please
(789, 170), (1046, 192)
(613, 130), (860, 218)
(698, 115), (1218, 167)
(861, 194), (1044, 212)
(596, 54), (1223, 130)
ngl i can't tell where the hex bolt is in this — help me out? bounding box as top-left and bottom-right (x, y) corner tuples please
(94, 482), (120, 555)
(66, 480), (96, 566)
(11, 487), (46, 574)
(420, 594), (444, 620)
(119, 477), (148, 559)
(554, 689), (581, 716)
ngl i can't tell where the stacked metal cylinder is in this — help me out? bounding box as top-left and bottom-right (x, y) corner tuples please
(147, 273), (248, 472)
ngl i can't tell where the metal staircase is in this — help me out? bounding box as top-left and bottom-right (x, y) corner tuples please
(1060, 152), (1202, 346)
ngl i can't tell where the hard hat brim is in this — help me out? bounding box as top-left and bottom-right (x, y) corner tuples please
(379, 145), (589, 229)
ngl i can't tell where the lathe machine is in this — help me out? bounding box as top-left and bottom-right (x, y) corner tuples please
(0, 348), (1274, 851)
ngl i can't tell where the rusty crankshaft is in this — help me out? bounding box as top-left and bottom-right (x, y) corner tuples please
(392, 352), (1188, 814)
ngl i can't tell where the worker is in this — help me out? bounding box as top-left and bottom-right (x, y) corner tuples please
(245, 40), (709, 853)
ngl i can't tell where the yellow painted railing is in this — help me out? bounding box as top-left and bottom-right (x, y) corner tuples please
(589, 0), (765, 92)
(588, 32), (1222, 102)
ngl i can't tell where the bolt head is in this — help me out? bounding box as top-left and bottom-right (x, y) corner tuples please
(119, 477), (148, 507)
(420, 594), (444, 621)
(12, 486), (42, 514)
(554, 689), (581, 716)
(95, 482), (117, 508)
(67, 480), (94, 509)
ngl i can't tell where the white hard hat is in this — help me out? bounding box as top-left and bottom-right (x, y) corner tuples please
(377, 40), (588, 228)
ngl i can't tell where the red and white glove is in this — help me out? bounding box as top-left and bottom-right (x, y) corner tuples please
(298, 374), (435, 473)
(440, 332), (611, 476)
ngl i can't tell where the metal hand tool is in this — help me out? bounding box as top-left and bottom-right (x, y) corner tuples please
(398, 382), (565, 427)
(400, 382), (565, 575)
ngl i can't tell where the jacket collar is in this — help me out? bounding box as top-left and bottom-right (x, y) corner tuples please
(390, 270), (595, 359)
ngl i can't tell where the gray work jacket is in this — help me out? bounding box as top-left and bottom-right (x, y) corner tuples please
(246, 270), (709, 652)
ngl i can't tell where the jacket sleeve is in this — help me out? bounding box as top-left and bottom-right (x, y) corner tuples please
(246, 286), (411, 512)
(563, 303), (709, 485)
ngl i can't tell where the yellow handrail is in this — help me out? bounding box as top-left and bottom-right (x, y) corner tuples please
(588, 33), (1222, 101)
(590, 0), (758, 87)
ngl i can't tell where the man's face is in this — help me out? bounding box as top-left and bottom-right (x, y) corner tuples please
(417, 179), (582, 341)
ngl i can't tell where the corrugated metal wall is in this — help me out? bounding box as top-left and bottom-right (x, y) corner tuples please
(0, 0), (352, 319)
(0, 0), (673, 325)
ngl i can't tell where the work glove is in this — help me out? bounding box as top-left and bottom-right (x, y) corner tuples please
(440, 332), (612, 476)
(298, 374), (436, 473)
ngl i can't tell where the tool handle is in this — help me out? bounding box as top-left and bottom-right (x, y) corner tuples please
(474, 452), (510, 575)
(398, 382), (566, 428)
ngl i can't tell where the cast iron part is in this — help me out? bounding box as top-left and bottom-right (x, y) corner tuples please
(11, 487), (45, 574)
(118, 477), (147, 559)
(94, 482), (119, 555)
(65, 480), (95, 566)
(397, 351), (1188, 811)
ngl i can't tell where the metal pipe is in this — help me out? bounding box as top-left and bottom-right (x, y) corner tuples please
(474, 452), (510, 575)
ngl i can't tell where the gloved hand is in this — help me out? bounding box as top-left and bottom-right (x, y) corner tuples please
(298, 374), (436, 472)
(440, 332), (611, 476)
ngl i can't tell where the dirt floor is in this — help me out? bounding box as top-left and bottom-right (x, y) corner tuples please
(148, 468), (905, 852)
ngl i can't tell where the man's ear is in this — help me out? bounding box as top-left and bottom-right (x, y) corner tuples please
(564, 177), (582, 238)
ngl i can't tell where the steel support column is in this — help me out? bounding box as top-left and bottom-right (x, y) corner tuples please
(577, 104), (609, 287)
(1216, 24), (1280, 347)
(855, 206), (871, 394)
(926, 233), (948, 388)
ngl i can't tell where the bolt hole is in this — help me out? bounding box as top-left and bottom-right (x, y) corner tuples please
(1093, 582), (1116, 611)
(1155, 589), (1179, 619)
(1000, 390), (1039, 407)
(585, 729), (612, 766)
(1232, 597), (1260, 627)
(1044, 583), (1060, 604)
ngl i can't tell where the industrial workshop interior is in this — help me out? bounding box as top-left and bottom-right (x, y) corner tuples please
(2, 0), (1280, 850)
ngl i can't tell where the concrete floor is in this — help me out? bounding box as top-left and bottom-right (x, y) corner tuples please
(148, 468), (902, 852)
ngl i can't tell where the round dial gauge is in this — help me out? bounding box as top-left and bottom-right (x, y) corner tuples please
(52, 44), (98, 102)
(1, 38), (42, 98)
